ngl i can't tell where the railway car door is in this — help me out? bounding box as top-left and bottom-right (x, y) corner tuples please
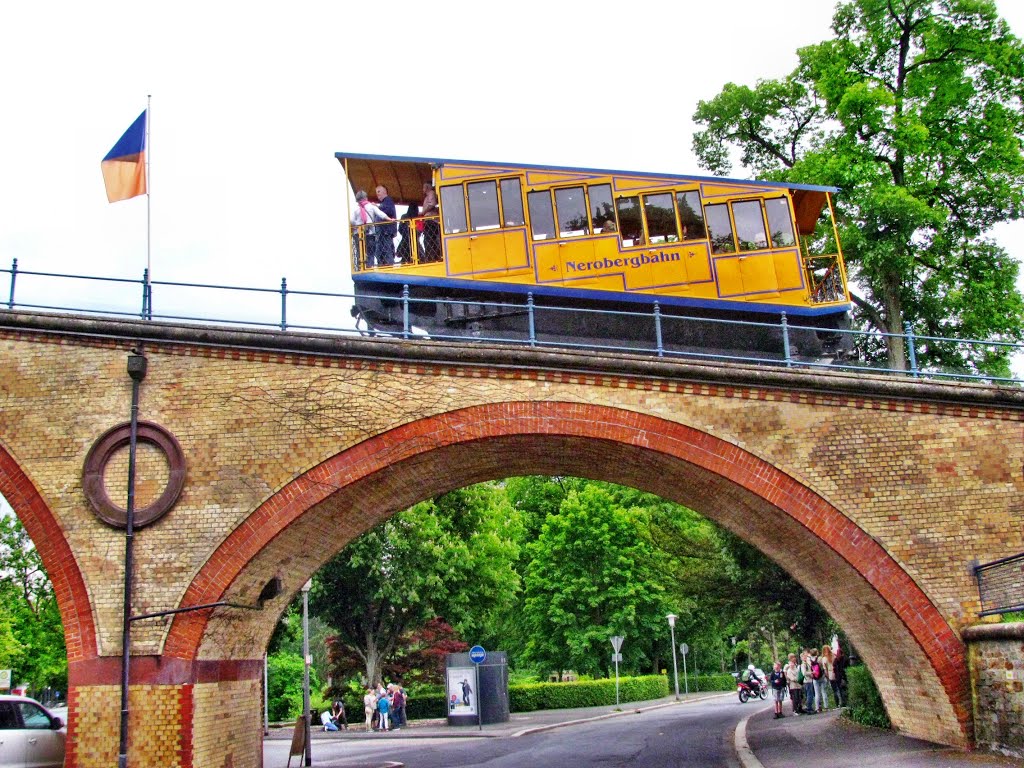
(441, 179), (529, 278)
(528, 189), (563, 284)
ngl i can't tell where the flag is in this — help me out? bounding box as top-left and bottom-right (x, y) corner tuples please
(101, 110), (147, 203)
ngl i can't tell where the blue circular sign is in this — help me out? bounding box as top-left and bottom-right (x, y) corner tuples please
(469, 645), (487, 664)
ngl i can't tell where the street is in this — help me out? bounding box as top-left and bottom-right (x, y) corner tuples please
(264, 695), (752, 768)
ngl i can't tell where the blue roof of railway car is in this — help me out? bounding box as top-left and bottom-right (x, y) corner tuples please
(334, 151), (840, 194)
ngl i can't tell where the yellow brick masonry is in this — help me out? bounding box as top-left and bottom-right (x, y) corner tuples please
(0, 315), (1022, 765)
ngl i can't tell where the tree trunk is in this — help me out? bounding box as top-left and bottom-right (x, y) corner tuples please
(881, 271), (908, 371)
(363, 635), (382, 687)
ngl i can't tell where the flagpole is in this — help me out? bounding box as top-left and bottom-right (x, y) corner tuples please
(146, 94), (151, 278)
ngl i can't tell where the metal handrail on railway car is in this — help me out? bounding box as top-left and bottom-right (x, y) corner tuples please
(2, 259), (1022, 385)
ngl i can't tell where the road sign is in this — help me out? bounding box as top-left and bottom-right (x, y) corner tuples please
(680, 643), (689, 656)
(610, 635), (624, 653)
(612, 653), (622, 662)
(469, 645), (487, 664)
(0, 669), (10, 689)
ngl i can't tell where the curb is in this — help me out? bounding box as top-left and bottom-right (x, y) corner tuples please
(734, 705), (768, 768)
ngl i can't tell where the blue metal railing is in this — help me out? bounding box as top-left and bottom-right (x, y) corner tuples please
(2, 258), (1021, 385)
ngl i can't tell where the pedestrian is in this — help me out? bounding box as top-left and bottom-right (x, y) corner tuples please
(784, 652), (803, 715)
(769, 661), (787, 718)
(821, 644), (841, 707)
(363, 688), (375, 732)
(809, 647), (829, 712)
(833, 644), (849, 705)
(800, 650), (816, 713)
(377, 688), (391, 731)
(391, 683), (405, 729)
(332, 697), (348, 730)
(320, 707), (338, 731)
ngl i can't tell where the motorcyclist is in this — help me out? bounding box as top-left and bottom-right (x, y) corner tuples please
(741, 664), (763, 694)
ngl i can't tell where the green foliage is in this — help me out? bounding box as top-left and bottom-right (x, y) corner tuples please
(521, 484), (670, 677)
(404, 685), (447, 720)
(267, 651), (322, 723)
(510, 675), (669, 712)
(312, 485), (521, 687)
(693, 0), (1024, 373)
(845, 665), (891, 729)
(0, 513), (66, 693)
(691, 674), (738, 692)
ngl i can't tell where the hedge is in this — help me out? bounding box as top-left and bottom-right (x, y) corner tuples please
(844, 665), (890, 729)
(510, 675), (669, 712)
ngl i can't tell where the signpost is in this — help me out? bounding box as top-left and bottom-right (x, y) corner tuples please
(680, 642), (690, 694)
(469, 645), (486, 731)
(0, 669), (10, 690)
(610, 636), (624, 706)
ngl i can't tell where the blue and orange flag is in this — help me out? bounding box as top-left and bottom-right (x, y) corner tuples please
(101, 110), (147, 203)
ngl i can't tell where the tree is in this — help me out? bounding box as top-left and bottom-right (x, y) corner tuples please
(520, 485), (670, 677)
(0, 514), (66, 693)
(311, 485), (520, 687)
(693, 0), (1024, 374)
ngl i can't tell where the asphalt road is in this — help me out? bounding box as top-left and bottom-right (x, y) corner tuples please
(264, 696), (754, 768)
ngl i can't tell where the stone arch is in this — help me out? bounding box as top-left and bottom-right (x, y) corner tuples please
(166, 400), (970, 746)
(0, 444), (98, 665)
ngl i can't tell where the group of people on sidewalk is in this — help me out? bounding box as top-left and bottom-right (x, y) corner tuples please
(362, 682), (407, 732)
(767, 645), (847, 719)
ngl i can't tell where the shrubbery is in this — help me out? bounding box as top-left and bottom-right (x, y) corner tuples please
(510, 675), (668, 712)
(844, 665), (890, 729)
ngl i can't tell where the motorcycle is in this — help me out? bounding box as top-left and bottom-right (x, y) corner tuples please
(736, 676), (768, 703)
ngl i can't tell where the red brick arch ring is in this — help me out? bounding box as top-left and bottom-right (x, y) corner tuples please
(0, 445), (98, 665)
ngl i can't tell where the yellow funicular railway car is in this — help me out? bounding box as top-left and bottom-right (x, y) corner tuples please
(337, 152), (852, 359)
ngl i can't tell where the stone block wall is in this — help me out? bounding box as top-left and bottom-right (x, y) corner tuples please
(965, 623), (1024, 757)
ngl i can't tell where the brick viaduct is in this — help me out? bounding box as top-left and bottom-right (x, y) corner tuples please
(0, 311), (1022, 767)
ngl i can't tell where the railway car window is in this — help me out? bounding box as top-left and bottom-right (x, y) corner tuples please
(589, 184), (616, 233)
(676, 190), (707, 241)
(616, 196), (644, 246)
(468, 181), (500, 231)
(440, 185), (468, 234)
(527, 190), (556, 240)
(765, 198), (796, 247)
(643, 192), (678, 243)
(704, 203), (736, 254)
(733, 200), (769, 251)
(554, 187), (590, 237)
(500, 178), (525, 226)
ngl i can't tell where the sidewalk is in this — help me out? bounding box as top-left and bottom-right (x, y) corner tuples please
(268, 694), (1024, 767)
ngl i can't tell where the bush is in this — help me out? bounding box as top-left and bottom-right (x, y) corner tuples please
(689, 674), (736, 692)
(267, 651), (323, 723)
(510, 675), (668, 712)
(845, 665), (890, 729)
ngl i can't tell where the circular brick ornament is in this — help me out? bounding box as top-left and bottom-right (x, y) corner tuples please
(82, 421), (186, 528)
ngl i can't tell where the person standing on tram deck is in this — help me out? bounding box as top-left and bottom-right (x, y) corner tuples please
(421, 182), (441, 262)
(351, 190), (390, 268)
(396, 204), (419, 264)
(375, 185), (397, 267)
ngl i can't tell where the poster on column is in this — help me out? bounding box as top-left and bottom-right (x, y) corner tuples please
(446, 666), (477, 716)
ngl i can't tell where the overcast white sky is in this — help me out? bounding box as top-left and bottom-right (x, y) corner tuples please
(0, 0), (1021, 328)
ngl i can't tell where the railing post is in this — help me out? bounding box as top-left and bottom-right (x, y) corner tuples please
(402, 285), (410, 339)
(781, 312), (792, 367)
(527, 293), (536, 347)
(8, 258), (17, 310)
(143, 268), (152, 319)
(654, 302), (664, 357)
(905, 321), (919, 378)
(280, 278), (288, 330)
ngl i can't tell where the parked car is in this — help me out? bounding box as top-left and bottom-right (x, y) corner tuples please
(0, 694), (65, 768)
